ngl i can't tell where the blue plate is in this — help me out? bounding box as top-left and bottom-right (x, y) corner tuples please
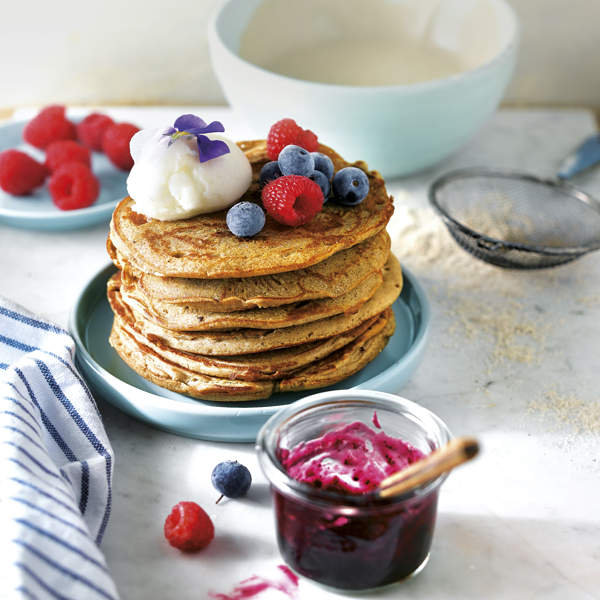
(70, 263), (430, 442)
(0, 120), (128, 230)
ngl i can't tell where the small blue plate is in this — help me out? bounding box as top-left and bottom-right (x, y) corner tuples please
(0, 120), (128, 230)
(70, 263), (430, 442)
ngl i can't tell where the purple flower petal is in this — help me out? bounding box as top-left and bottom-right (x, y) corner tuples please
(196, 134), (230, 162)
(174, 114), (207, 132)
(191, 120), (225, 135)
(163, 126), (176, 136)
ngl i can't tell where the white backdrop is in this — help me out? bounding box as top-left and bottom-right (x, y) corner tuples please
(0, 0), (598, 108)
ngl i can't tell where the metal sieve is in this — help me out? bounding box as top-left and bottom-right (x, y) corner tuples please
(429, 168), (600, 269)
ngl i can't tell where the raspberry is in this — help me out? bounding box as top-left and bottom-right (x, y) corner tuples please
(266, 119), (319, 160)
(267, 119), (302, 160)
(295, 129), (319, 153)
(23, 105), (76, 150)
(261, 175), (324, 226)
(102, 122), (139, 170)
(77, 113), (115, 151)
(48, 162), (99, 210)
(45, 140), (91, 172)
(0, 150), (48, 195)
(164, 501), (214, 552)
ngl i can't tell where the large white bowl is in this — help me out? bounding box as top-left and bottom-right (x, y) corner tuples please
(208, 0), (518, 177)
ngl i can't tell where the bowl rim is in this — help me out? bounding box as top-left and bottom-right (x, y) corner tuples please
(209, 0), (520, 94)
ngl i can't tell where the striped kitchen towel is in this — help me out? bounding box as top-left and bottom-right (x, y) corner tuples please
(0, 297), (118, 600)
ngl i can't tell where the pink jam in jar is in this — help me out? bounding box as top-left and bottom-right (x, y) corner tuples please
(257, 391), (452, 591)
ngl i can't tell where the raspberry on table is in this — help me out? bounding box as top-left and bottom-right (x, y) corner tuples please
(164, 501), (214, 552)
(261, 174), (324, 227)
(23, 105), (76, 150)
(0, 150), (48, 195)
(48, 162), (99, 210)
(77, 113), (115, 151)
(266, 118), (319, 160)
(102, 122), (139, 170)
(45, 140), (91, 172)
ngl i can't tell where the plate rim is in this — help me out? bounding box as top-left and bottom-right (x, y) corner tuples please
(0, 118), (123, 225)
(69, 261), (431, 418)
(0, 197), (119, 220)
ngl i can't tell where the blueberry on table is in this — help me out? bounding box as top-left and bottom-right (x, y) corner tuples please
(211, 460), (252, 503)
(278, 144), (315, 177)
(311, 152), (334, 181)
(308, 170), (330, 199)
(332, 167), (370, 206)
(259, 161), (282, 186)
(226, 202), (265, 238)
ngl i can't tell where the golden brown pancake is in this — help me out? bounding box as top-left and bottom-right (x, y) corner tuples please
(113, 297), (387, 380)
(110, 230), (390, 311)
(119, 268), (383, 332)
(108, 140), (394, 279)
(107, 255), (403, 355)
(278, 312), (395, 393)
(109, 310), (395, 401)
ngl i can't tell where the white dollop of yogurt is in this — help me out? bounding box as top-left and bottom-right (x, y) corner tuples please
(126, 127), (252, 221)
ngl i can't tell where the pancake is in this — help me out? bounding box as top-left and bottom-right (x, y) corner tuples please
(114, 293), (388, 380)
(109, 309), (395, 402)
(279, 312), (395, 393)
(107, 255), (403, 355)
(111, 230), (390, 311)
(109, 140), (394, 279)
(120, 268), (383, 332)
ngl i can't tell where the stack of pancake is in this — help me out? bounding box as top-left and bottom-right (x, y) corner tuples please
(106, 140), (401, 401)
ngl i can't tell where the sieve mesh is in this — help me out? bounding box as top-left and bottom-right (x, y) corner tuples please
(429, 169), (600, 269)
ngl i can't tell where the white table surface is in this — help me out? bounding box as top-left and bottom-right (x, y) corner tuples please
(2, 107), (599, 600)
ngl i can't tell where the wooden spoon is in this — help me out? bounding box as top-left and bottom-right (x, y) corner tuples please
(378, 436), (480, 499)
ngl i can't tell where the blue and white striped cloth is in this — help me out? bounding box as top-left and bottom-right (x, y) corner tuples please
(0, 297), (118, 600)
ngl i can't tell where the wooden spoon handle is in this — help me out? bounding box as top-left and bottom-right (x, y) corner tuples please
(378, 436), (479, 499)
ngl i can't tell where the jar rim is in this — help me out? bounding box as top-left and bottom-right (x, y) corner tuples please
(255, 390), (453, 510)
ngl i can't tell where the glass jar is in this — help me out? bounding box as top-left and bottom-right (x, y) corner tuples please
(256, 389), (452, 591)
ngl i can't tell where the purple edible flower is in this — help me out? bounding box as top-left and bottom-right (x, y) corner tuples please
(162, 114), (230, 162)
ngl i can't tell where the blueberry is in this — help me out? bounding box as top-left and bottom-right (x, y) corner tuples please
(259, 161), (282, 186)
(226, 202), (265, 237)
(311, 152), (334, 181)
(308, 170), (330, 199)
(211, 461), (252, 502)
(278, 144), (315, 177)
(332, 167), (369, 206)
